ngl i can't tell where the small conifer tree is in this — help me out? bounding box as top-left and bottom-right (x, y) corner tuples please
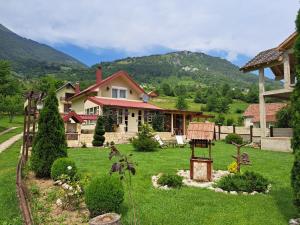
(175, 95), (188, 110)
(93, 116), (106, 146)
(291, 9), (300, 211)
(31, 87), (67, 178)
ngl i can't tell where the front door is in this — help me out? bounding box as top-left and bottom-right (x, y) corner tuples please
(127, 109), (139, 132)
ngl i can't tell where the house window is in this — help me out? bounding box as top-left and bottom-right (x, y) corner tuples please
(112, 87), (127, 99)
(64, 104), (71, 113)
(85, 106), (99, 115)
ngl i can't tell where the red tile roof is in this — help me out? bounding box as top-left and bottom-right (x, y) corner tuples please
(87, 97), (162, 110)
(63, 111), (84, 123)
(70, 70), (146, 100)
(187, 122), (215, 140)
(243, 103), (286, 123)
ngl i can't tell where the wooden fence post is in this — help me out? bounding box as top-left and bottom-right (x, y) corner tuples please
(270, 126), (274, 137)
(250, 125), (253, 143)
(233, 124), (236, 134)
(218, 124), (221, 140)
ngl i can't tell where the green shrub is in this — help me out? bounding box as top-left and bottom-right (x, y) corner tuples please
(158, 174), (183, 188)
(50, 157), (77, 180)
(225, 133), (243, 144)
(85, 175), (124, 217)
(92, 116), (105, 146)
(132, 124), (158, 152)
(31, 87), (67, 178)
(216, 171), (269, 193)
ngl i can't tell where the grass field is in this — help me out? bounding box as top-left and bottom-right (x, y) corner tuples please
(0, 116), (23, 144)
(0, 141), (23, 225)
(68, 142), (296, 225)
(150, 96), (248, 120)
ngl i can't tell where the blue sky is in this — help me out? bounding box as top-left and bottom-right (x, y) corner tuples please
(0, 0), (298, 78)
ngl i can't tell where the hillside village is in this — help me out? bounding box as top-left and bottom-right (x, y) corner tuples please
(0, 2), (300, 225)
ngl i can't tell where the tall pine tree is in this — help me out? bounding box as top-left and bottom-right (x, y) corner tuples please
(31, 86), (67, 178)
(291, 9), (300, 211)
(93, 116), (106, 146)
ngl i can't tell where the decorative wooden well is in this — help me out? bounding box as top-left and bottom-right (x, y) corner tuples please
(187, 122), (215, 182)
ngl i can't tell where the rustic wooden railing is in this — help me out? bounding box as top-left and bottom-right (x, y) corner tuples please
(16, 151), (33, 225)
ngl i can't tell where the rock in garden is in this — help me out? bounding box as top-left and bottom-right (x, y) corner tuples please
(250, 191), (258, 195)
(289, 218), (300, 225)
(214, 188), (224, 193)
(230, 191), (238, 195)
(56, 198), (62, 207)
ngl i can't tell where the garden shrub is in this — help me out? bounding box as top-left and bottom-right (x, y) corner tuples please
(216, 171), (269, 193)
(158, 174), (183, 188)
(132, 124), (158, 152)
(50, 157), (77, 180)
(225, 133), (243, 144)
(227, 161), (238, 174)
(31, 87), (67, 178)
(92, 116), (105, 147)
(85, 175), (124, 217)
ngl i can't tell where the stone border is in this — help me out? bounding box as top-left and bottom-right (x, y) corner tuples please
(152, 170), (271, 195)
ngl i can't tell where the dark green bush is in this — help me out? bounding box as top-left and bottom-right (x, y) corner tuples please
(31, 87), (67, 178)
(50, 157), (77, 180)
(216, 171), (269, 193)
(225, 133), (243, 144)
(93, 116), (105, 146)
(132, 124), (158, 152)
(158, 174), (183, 188)
(85, 175), (124, 217)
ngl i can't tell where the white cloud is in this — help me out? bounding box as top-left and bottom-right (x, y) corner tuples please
(0, 0), (298, 57)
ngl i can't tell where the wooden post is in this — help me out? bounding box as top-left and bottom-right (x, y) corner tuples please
(171, 113), (174, 135)
(250, 125), (253, 143)
(233, 124), (236, 134)
(183, 113), (186, 135)
(208, 141), (212, 159)
(270, 126), (274, 137)
(218, 124), (221, 140)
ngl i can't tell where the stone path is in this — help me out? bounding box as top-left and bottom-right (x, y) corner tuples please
(0, 127), (17, 136)
(0, 133), (23, 153)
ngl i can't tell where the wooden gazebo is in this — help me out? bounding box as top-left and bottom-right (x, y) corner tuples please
(187, 122), (215, 181)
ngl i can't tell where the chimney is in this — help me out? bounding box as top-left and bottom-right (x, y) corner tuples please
(75, 82), (80, 94)
(96, 65), (102, 83)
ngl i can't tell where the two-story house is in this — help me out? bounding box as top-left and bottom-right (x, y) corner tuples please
(58, 66), (212, 143)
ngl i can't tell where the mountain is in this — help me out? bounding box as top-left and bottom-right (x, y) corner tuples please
(98, 51), (281, 89)
(0, 24), (86, 76)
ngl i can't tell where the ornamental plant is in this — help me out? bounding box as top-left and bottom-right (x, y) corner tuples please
(92, 116), (105, 146)
(31, 86), (67, 178)
(132, 124), (158, 152)
(85, 175), (124, 217)
(50, 157), (77, 180)
(157, 174), (183, 188)
(225, 133), (243, 145)
(227, 161), (238, 174)
(291, 9), (300, 211)
(109, 145), (138, 225)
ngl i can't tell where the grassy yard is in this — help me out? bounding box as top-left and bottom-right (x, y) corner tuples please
(0, 140), (23, 225)
(150, 96), (248, 120)
(69, 142), (296, 225)
(0, 116), (23, 144)
(0, 115), (23, 132)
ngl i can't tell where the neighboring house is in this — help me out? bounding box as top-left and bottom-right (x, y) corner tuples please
(243, 103), (286, 128)
(59, 66), (212, 141)
(148, 90), (158, 98)
(56, 82), (78, 113)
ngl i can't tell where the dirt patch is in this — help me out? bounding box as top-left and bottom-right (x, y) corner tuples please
(26, 172), (89, 225)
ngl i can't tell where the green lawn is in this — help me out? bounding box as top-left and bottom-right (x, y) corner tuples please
(0, 115), (23, 132)
(69, 142), (297, 225)
(150, 96), (248, 120)
(0, 140), (23, 225)
(0, 116), (23, 144)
